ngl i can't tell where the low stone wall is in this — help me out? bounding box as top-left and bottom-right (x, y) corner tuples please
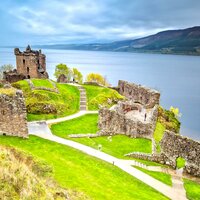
(161, 131), (200, 177)
(0, 89), (28, 138)
(27, 79), (59, 93)
(118, 80), (160, 108)
(125, 152), (176, 168)
(127, 131), (200, 177)
(68, 133), (99, 138)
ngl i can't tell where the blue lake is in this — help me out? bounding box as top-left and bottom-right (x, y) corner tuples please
(1, 48), (200, 140)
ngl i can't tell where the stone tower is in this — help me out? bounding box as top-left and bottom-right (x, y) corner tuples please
(14, 45), (48, 79)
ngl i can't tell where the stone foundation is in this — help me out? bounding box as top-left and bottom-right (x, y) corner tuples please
(0, 88), (28, 138)
(98, 100), (158, 139)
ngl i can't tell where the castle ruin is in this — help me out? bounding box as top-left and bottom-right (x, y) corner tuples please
(14, 45), (48, 79)
(3, 45), (48, 83)
(98, 80), (160, 138)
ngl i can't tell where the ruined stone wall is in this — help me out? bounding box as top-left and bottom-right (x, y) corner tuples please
(161, 131), (200, 177)
(0, 89), (28, 138)
(118, 80), (160, 108)
(98, 105), (158, 139)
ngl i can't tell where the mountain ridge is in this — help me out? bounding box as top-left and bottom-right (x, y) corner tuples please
(36, 26), (200, 55)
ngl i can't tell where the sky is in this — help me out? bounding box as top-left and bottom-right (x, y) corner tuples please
(0, 0), (200, 46)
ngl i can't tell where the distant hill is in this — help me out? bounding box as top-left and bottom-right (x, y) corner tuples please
(37, 26), (200, 55)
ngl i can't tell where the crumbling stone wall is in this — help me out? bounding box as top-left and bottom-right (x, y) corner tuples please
(0, 89), (28, 138)
(161, 131), (200, 177)
(98, 102), (158, 139)
(3, 69), (26, 83)
(118, 80), (160, 108)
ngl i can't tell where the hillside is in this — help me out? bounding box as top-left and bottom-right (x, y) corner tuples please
(0, 136), (168, 200)
(0, 146), (69, 199)
(37, 26), (200, 55)
(11, 79), (123, 121)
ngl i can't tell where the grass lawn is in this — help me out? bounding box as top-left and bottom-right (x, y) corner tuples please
(71, 135), (152, 158)
(134, 166), (172, 186)
(83, 85), (124, 110)
(12, 80), (80, 121)
(32, 79), (54, 89)
(51, 114), (99, 136)
(0, 136), (168, 200)
(176, 157), (186, 169)
(184, 179), (200, 200)
(51, 113), (152, 158)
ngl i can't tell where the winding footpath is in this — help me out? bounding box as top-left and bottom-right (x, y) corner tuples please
(28, 83), (187, 200)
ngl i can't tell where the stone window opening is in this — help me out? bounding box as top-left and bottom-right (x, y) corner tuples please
(27, 67), (29, 74)
(1, 110), (5, 115)
(23, 59), (25, 65)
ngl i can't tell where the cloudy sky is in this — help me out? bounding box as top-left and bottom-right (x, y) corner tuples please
(0, 0), (200, 46)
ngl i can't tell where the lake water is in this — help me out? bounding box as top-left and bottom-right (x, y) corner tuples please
(1, 48), (200, 140)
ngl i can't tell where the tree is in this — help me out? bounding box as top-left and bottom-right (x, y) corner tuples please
(72, 68), (83, 83)
(170, 106), (182, 118)
(54, 64), (72, 80)
(86, 73), (109, 86)
(0, 64), (14, 80)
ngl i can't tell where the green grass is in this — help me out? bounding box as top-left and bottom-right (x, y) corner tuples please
(0, 136), (168, 200)
(83, 85), (124, 110)
(32, 79), (54, 89)
(51, 113), (152, 158)
(134, 166), (172, 186)
(0, 146), (69, 199)
(51, 114), (99, 136)
(176, 157), (186, 169)
(184, 179), (200, 200)
(70, 135), (152, 159)
(153, 122), (166, 152)
(12, 80), (80, 121)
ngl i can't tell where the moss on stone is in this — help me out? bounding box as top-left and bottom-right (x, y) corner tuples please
(0, 88), (16, 96)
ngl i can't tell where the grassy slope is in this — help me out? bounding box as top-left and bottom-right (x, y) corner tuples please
(0, 136), (168, 200)
(134, 166), (172, 186)
(0, 146), (69, 199)
(51, 114), (99, 135)
(184, 179), (200, 200)
(83, 85), (124, 110)
(12, 80), (80, 121)
(32, 79), (54, 89)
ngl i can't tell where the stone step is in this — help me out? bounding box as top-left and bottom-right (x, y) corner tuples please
(81, 98), (87, 101)
(80, 107), (87, 111)
(80, 93), (86, 95)
(80, 101), (87, 105)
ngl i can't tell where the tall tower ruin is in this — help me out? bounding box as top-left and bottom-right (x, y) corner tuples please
(14, 45), (48, 79)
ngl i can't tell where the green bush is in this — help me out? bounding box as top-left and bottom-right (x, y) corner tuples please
(157, 106), (181, 133)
